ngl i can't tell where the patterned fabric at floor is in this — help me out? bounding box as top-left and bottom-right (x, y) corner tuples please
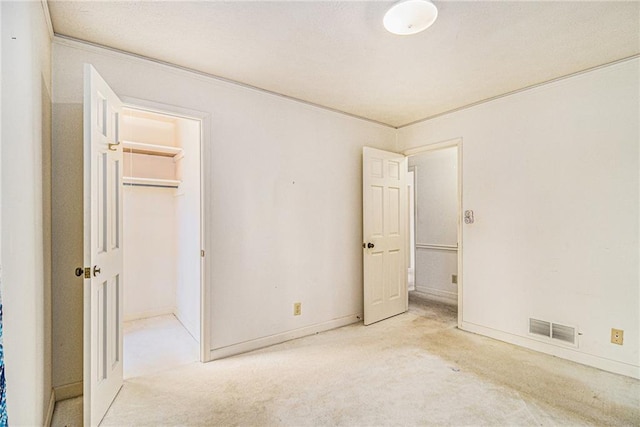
(0, 290), (7, 426)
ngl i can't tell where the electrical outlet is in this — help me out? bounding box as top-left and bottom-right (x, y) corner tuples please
(452, 274), (458, 284)
(611, 328), (623, 345)
(293, 302), (302, 316)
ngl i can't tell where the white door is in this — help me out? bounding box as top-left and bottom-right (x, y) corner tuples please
(83, 64), (124, 426)
(362, 147), (408, 325)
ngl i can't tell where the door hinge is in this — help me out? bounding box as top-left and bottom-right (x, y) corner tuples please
(84, 267), (91, 279)
(201, 250), (205, 257)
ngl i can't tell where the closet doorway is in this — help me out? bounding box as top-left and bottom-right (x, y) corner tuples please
(120, 107), (202, 379)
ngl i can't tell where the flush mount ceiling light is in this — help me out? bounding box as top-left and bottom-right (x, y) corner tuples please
(383, 0), (438, 35)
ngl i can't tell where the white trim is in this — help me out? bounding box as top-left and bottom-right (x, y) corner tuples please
(120, 96), (209, 123)
(123, 307), (175, 323)
(45, 389), (56, 427)
(40, 0), (54, 39)
(210, 314), (362, 360)
(407, 268), (415, 291)
(416, 243), (458, 251)
(174, 309), (200, 344)
(460, 321), (640, 379)
(398, 54), (640, 129)
(53, 35), (395, 129)
(402, 137), (462, 157)
(404, 138), (463, 328)
(407, 167), (416, 292)
(50, 37), (640, 130)
(199, 108), (213, 363)
(119, 96), (212, 363)
(54, 381), (83, 401)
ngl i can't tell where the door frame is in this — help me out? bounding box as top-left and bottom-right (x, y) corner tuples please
(119, 95), (212, 362)
(403, 137), (463, 328)
(407, 167), (416, 292)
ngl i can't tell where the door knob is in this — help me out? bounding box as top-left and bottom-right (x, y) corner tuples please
(93, 265), (101, 277)
(367, 242), (375, 249)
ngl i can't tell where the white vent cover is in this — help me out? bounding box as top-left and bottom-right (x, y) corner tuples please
(529, 318), (576, 345)
(529, 318), (551, 337)
(552, 323), (576, 344)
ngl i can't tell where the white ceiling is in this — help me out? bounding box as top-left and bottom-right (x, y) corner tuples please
(48, 1), (640, 127)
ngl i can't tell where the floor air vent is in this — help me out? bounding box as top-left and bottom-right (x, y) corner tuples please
(529, 318), (551, 337)
(529, 318), (576, 345)
(552, 323), (576, 344)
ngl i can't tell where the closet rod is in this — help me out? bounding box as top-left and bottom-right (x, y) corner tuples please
(123, 182), (179, 189)
(123, 176), (181, 188)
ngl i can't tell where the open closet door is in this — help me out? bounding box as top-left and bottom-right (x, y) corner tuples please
(83, 64), (124, 426)
(362, 147), (408, 325)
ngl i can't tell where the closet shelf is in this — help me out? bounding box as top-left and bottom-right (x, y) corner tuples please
(122, 140), (183, 158)
(123, 176), (181, 188)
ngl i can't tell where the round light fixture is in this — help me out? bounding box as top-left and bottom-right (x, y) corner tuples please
(383, 0), (438, 35)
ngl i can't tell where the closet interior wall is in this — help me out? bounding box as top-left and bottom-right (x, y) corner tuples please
(121, 109), (201, 341)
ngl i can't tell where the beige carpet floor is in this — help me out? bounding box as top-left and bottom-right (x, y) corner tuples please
(123, 314), (199, 379)
(53, 294), (640, 426)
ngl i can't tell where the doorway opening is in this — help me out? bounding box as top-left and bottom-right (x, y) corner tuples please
(405, 141), (461, 326)
(120, 107), (202, 379)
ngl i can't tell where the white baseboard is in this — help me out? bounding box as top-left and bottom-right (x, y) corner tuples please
(460, 321), (640, 379)
(45, 389), (56, 427)
(54, 381), (83, 401)
(210, 314), (362, 360)
(174, 309), (199, 343)
(124, 307), (174, 322)
(413, 287), (457, 305)
(408, 267), (415, 290)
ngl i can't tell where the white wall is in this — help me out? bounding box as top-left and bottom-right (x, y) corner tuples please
(51, 38), (395, 388)
(409, 148), (458, 304)
(398, 58), (640, 378)
(122, 112), (179, 321)
(51, 99), (83, 392)
(1, 1), (53, 424)
(123, 186), (177, 320)
(174, 118), (201, 340)
(122, 113), (201, 335)
(121, 114), (176, 146)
